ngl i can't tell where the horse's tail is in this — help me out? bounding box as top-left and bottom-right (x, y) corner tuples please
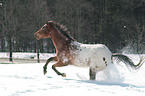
(112, 53), (145, 70)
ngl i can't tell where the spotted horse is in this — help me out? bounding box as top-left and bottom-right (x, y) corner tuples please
(35, 21), (145, 80)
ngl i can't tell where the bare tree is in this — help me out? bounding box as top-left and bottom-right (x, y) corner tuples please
(54, 0), (94, 43)
(0, 0), (20, 61)
(22, 0), (51, 62)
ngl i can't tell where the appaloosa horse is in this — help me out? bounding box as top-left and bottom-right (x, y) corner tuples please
(34, 21), (145, 80)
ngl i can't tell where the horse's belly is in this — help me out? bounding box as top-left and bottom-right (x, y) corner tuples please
(72, 56), (90, 67)
(72, 50), (90, 67)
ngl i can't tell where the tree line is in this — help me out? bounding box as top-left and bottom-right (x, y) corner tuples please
(0, 0), (145, 57)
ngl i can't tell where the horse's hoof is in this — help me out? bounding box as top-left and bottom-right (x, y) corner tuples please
(43, 70), (47, 75)
(43, 66), (47, 75)
(62, 73), (66, 77)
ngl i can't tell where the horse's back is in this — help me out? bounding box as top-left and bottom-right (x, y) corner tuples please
(80, 43), (112, 56)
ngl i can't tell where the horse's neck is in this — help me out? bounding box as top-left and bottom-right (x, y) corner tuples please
(50, 27), (69, 52)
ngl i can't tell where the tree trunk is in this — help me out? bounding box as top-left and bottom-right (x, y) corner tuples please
(36, 40), (40, 63)
(8, 35), (13, 61)
(1, 38), (5, 51)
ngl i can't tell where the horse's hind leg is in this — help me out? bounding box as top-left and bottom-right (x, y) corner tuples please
(43, 56), (57, 75)
(89, 67), (96, 80)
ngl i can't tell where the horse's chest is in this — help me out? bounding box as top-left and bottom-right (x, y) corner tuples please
(58, 50), (76, 64)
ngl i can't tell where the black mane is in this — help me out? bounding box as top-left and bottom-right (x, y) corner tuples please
(51, 21), (75, 41)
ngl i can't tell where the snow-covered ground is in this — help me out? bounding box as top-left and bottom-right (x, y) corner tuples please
(0, 52), (55, 60)
(0, 53), (145, 96)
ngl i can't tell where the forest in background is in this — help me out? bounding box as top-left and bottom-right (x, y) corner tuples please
(0, 0), (145, 55)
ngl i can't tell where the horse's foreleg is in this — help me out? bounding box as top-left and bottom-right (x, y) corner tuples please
(43, 56), (57, 75)
(52, 61), (67, 77)
(89, 67), (96, 80)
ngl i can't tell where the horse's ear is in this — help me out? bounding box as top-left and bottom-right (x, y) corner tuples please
(46, 21), (49, 25)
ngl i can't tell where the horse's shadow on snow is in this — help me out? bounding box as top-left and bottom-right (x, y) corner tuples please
(63, 78), (143, 88)
(46, 76), (144, 88)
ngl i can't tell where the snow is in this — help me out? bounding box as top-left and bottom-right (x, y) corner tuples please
(0, 52), (55, 60)
(0, 53), (145, 96)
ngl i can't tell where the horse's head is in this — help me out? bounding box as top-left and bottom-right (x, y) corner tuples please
(34, 21), (52, 40)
